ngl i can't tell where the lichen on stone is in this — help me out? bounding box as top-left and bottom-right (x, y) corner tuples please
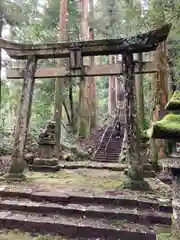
(165, 90), (180, 111)
(147, 113), (180, 139)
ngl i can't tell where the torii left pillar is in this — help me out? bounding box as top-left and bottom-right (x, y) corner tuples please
(8, 55), (37, 178)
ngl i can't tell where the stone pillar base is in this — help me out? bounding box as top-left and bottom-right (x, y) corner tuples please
(29, 158), (59, 172)
(33, 158), (58, 166)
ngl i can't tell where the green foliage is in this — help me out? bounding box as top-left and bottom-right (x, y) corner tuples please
(2, 0), (180, 148)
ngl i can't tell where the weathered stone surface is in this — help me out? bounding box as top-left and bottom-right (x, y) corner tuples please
(172, 175), (180, 238)
(38, 145), (54, 158)
(57, 161), (155, 178)
(31, 191), (69, 203)
(0, 189), (172, 214)
(0, 211), (11, 219)
(33, 158), (58, 166)
(0, 210), (157, 239)
(30, 122), (59, 172)
(8, 62), (158, 80)
(39, 121), (56, 144)
(158, 172), (172, 185)
(29, 165), (60, 172)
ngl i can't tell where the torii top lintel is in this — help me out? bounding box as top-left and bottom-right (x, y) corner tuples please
(0, 24), (171, 60)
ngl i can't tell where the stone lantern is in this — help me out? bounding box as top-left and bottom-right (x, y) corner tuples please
(148, 90), (180, 238)
(29, 121), (59, 172)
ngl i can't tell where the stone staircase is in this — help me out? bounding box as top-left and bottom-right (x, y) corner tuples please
(92, 125), (155, 178)
(0, 189), (172, 239)
(93, 126), (123, 162)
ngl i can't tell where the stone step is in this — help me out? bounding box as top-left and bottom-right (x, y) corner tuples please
(95, 152), (120, 155)
(94, 159), (119, 161)
(158, 173), (172, 185)
(97, 146), (122, 149)
(0, 198), (171, 226)
(99, 140), (122, 143)
(93, 159), (118, 163)
(98, 146), (122, 149)
(94, 154), (120, 158)
(59, 163), (125, 171)
(97, 143), (122, 147)
(94, 156), (119, 159)
(94, 155), (120, 158)
(100, 151), (121, 153)
(100, 141), (122, 143)
(98, 145), (121, 151)
(0, 210), (157, 239)
(93, 157), (118, 160)
(95, 151), (121, 154)
(103, 148), (122, 150)
(29, 165), (60, 172)
(0, 190), (172, 213)
(95, 156), (119, 159)
(87, 161), (152, 169)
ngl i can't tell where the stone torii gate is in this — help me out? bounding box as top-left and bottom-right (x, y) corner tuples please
(0, 23), (171, 175)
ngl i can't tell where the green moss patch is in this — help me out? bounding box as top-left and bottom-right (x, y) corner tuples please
(0, 169), (124, 194)
(147, 113), (180, 139)
(0, 230), (67, 240)
(165, 90), (180, 111)
(157, 233), (172, 240)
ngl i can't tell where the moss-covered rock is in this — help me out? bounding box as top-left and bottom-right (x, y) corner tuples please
(165, 90), (180, 111)
(157, 233), (172, 240)
(147, 114), (180, 139)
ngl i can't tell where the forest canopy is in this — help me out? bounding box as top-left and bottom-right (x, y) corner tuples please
(0, 0), (179, 150)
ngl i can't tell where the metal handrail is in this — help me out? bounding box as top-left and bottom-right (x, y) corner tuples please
(92, 125), (109, 160)
(104, 124), (116, 157)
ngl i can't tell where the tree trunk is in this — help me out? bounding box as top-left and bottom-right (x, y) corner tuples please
(105, 0), (116, 115)
(0, 9), (3, 113)
(115, 77), (121, 106)
(108, 55), (116, 114)
(68, 78), (75, 130)
(135, 53), (145, 129)
(9, 56), (37, 177)
(149, 0), (168, 167)
(152, 41), (168, 160)
(54, 0), (67, 153)
(88, 0), (96, 130)
(78, 76), (89, 138)
(122, 53), (146, 189)
(168, 49), (176, 92)
(115, 56), (124, 111)
(78, 0), (89, 138)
